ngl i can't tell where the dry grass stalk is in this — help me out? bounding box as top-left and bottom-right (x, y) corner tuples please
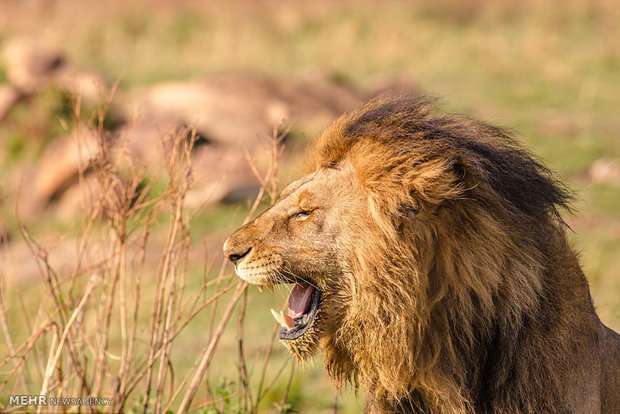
(237, 288), (251, 411)
(0, 94), (294, 413)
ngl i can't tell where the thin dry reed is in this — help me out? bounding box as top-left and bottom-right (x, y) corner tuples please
(0, 95), (293, 413)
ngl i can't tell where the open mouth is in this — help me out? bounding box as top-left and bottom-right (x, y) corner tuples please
(268, 281), (321, 341)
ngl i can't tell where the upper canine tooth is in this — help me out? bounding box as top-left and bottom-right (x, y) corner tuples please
(267, 284), (274, 294)
(271, 309), (287, 328)
(257, 285), (263, 293)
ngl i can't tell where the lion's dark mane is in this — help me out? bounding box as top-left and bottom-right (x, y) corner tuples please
(309, 96), (619, 413)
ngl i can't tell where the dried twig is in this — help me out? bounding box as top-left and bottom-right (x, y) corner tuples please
(0, 89), (291, 413)
(177, 281), (248, 413)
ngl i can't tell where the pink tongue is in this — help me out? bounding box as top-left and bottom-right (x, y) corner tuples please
(287, 283), (314, 318)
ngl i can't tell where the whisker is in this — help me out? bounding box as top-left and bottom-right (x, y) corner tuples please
(279, 264), (322, 290)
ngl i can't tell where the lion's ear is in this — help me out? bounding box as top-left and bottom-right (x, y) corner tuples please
(450, 156), (467, 182)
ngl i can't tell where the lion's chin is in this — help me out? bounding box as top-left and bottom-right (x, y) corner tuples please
(281, 311), (322, 361)
(267, 281), (323, 361)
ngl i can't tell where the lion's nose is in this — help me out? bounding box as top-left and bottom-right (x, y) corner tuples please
(227, 247), (251, 265)
(223, 237), (252, 265)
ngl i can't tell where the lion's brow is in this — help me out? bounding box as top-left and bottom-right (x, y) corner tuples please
(279, 172), (317, 199)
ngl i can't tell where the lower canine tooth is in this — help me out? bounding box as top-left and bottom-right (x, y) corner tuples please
(271, 309), (287, 328)
(281, 311), (295, 329)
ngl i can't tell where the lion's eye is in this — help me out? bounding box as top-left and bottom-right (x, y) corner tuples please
(291, 210), (312, 221)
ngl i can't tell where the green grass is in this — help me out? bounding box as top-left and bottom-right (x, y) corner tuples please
(0, 87), (72, 161)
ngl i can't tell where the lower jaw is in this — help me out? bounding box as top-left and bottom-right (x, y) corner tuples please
(281, 321), (321, 361)
(279, 293), (322, 360)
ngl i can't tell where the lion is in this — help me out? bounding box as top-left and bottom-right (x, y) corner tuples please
(223, 96), (620, 413)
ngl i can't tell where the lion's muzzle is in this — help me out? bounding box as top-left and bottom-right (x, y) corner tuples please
(222, 236), (251, 265)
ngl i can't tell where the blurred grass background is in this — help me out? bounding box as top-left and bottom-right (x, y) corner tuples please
(0, 1), (618, 413)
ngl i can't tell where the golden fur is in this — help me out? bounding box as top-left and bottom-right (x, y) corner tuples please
(224, 96), (620, 413)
